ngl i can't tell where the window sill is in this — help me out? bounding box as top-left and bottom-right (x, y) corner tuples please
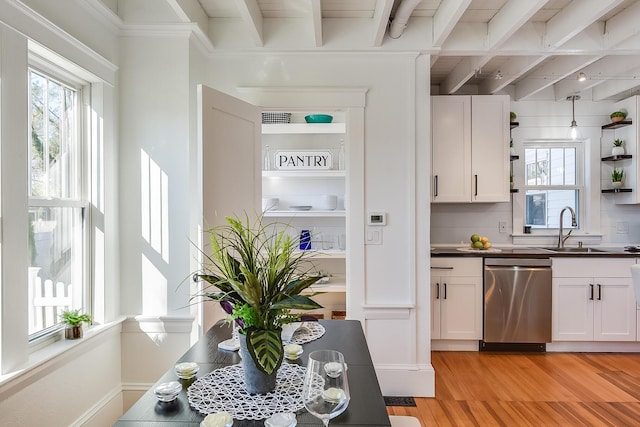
(0, 316), (126, 393)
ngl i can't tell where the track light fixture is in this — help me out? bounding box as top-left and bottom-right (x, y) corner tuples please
(495, 69), (503, 80)
(567, 95), (580, 140)
(577, 72), (587, 82)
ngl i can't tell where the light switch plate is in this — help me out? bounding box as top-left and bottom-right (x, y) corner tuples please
(365, 227), (382, 245)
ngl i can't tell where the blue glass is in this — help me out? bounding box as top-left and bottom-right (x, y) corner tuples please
(300, 230), (311, 250)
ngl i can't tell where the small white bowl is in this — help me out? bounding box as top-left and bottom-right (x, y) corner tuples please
(175, 362), (199, 379)
(284, 344), (303, 360)
(154, 381), (181, 402)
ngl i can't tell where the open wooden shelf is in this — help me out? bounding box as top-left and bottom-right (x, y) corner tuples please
(602, 120), (632, 130)
(601, 188), (633, 193)
(601, 154), (632, 161)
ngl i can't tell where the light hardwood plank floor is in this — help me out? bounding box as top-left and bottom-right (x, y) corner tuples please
(386, 351), (640, 426)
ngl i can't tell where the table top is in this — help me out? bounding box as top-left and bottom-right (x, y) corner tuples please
(115, 320), (391, 426)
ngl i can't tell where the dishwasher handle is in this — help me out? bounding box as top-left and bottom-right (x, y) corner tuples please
(485, 258), (551, 267)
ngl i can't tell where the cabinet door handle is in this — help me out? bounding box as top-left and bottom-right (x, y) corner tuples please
(589, 284), (594, 300)
(431, 266), (454, 270)
(474, 174), (478, 197)
(436, 283), (440, 299)
(597, 284), (602, 300)
(443, 282), (447, 299)
(434, 175), (438, 197)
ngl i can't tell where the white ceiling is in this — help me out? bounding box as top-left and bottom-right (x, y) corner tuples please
(104, 0), (640, 101)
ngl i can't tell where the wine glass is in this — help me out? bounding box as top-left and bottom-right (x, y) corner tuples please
(301, 350), (350, 426)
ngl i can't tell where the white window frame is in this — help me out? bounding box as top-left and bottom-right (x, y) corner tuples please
(26, 60), (92, 345)
(515, 139), (586, 237)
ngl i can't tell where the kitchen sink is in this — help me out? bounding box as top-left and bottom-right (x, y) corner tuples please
(540, 247), (606, 253)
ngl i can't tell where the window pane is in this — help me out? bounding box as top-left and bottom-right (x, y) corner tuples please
(564, 148), (576, 185)
(525, 190), (579, 229)
(30, 72), (47, 198)
(28, 207), (84, 336)
(29, 71), (78, 199)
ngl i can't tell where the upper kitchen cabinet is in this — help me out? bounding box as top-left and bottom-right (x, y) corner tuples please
(600, 95), (639, 204)
(431, 95), (510, 203)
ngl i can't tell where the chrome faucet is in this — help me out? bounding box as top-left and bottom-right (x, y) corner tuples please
(557, 206), (577, 248)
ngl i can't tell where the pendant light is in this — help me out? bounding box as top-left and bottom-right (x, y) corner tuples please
(567, 95), (580, 140)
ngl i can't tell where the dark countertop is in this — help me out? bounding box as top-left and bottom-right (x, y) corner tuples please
(431, 246), (640, 258)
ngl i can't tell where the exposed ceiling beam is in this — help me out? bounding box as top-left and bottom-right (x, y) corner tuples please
(479, 56), (547, 94)
(372, 0), (394, 47)
(592, 64), (640, 100)
(310, 0), (322, 47)
(235, 0), (263, 47)
(553, 56), (640, 101)
(432, 0), (471, 47)
(544, 0), (623, 49)
(604, 0), (640, 48)
(514, 55), (601, 100)
(440, 56), (491, 94)
(486, 0), (549, 49)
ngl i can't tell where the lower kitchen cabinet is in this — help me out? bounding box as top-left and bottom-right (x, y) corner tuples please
(552, 258), (637, 342)
(431, 257), (482, 340)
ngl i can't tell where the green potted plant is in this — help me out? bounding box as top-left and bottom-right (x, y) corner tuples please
(611, 167), (624, 188)
(195, 215), (322, 394)
(510, 111), (517, 122)
(60, 309), (92, 339)
(612, 139), (625, 156)
(610, 111), (627, 123)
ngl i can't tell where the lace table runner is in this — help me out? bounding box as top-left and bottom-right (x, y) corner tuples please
(187, 364), (307, 420)
(285, 322), (325, 345)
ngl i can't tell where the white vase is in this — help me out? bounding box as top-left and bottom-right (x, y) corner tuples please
(612, 181), (623, 189)
(612, 146), (625, 156)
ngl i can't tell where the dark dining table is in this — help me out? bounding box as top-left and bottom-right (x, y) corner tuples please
(114, 319), (392, 426)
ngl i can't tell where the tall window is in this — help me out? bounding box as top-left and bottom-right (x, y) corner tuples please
(523, 141), (583, 230)
(28, 69), (89, 338)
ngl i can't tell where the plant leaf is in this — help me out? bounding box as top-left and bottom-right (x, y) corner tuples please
(246, 328), (283, 375)
(271, 294), (323, 311)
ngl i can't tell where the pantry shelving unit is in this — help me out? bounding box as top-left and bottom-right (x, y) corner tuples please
(261, 114), (348, 315)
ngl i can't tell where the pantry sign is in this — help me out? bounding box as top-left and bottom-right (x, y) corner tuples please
(274, 150), (333, 170)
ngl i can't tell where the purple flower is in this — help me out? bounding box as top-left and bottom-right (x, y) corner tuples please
(220, 300), (234, 315)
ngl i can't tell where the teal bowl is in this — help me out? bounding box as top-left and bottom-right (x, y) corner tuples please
(305, 114), (333, 123)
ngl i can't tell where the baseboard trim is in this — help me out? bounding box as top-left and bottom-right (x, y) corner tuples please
(70, 384), (122, 427)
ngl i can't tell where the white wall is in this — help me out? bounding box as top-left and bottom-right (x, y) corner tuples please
(196, 52), (433, 395)
(431, 91), (640, 246)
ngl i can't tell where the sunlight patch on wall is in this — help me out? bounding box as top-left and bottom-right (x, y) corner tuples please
(142, 254), (168, 315)
(141, 149), (169, 262)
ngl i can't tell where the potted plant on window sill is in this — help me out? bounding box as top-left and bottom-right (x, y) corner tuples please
(60, 309), (92, 339)
(611, 167), (624, 189)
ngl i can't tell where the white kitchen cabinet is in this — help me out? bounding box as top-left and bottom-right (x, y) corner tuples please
(430, 257), (482, 340)
(431, 95), (510, 203)
(552, 258), (636, 342)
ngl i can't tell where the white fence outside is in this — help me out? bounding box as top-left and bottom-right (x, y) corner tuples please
(28, 267), (72, 334)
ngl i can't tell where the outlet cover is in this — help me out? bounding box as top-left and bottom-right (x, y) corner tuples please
(499, 221), (507, 233)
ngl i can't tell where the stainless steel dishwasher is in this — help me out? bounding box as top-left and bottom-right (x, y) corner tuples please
(482, 258), (552, 352)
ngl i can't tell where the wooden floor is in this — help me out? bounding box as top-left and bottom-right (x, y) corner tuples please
(386, 351), (640, 426)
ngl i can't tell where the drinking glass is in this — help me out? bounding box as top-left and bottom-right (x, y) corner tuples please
(301, 350), (350, 426)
